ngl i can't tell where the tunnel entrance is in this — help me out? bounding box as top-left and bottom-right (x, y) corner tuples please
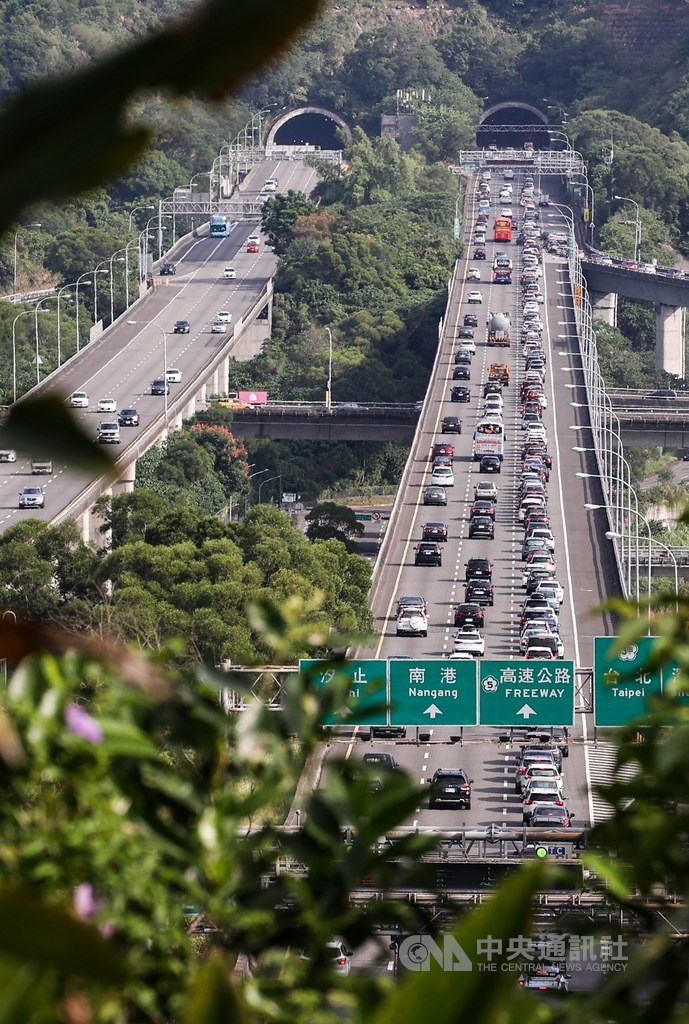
(477, 103), (551, 150)
(267, 107), (351, 150)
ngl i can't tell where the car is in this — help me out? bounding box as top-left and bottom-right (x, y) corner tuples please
(173, 320), (190, 334)
(452, 365), (470, 381)
(396, 595), (427, 617)
(69, 391), (89, 408)
(528, 804), (574, 829)
(423, 486), (447, 506)
(160, 262), (176, 275)
(519, 625), (560, 653)
(519, 965), (569, 991)
(451, 386), (470, 403)
(517, 764), (563, 796)
(300, 940), (352, 976)
(533, 579), (564, 606)
(0, 449), (17, 462)
(18, 486), (45, 509)
(480, 456), (501, 474)
(473, 247), (486, 260)
(470, 499), (496, 521)
(466, 268), (481, 282)
(429, 769), (473, 809)
(469, 516), (494, 540)
(223, 266), (236, 279)
(216, 310), (232, 324)
(362, 751), (398, 772)
(458, 339), (476, 355)
(465, 580), (494, 606)
(452, 628), (485, 657)
(474, 481), (498, 501)
(396, 607), (428, 636)
(422, 521), (448, 542)
(525, 635), (565, 660)
(414, 542), (442, 567)
(458, 326), (475, 339)
(465, 557), (493, 581)
(483, 382), (503, 398)
(441, 416), (462, 434)
(646, 389), (677, 400)
(463, 313), (479, 327)
(97, 421), (121, 444)
(467, 291), (482, 304)
(681, 447), (689, 461)
(430, 465), (454, 487)
(525, 726), (569, 758)
(151, 378), (170, 395)
(165, 367), (182, 383)
(454, 350), (472, 365)
(525, 527), (555, 552)
(118, 407), (140, 427)
(247, 241), (260, 253)
(432, 443), (454, 458)
(516, 747), (562, 776)
(454, 602), (485, 628)
(524, 567), (557, 592)
(97, 398), (117, 414)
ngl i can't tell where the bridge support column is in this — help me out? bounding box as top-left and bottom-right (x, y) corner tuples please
(79, 508), (90, 543)
(217, 356), (229, 396)
(89, 488), (111, 550)
(231, 284), (273, 361)
(655, 303), (685, 378)
(184, 395), (197, 419)
(172, 411), (184, 430)
(590, 290), (618, 326)
(112, 460), (136, 496)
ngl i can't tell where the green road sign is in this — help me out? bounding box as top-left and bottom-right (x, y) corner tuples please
(355, 513), (372, 521)
(594, 636), (665, 726)
(300, 659), (387, 726)
(389, 659), (477, 726)
(479, 660), (575, 726)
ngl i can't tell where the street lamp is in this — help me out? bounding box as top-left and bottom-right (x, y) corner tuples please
(587, 503), (651, 624)
(56, 280), (79, 367)
(12, 309), (35, 402)
(34, 298), (52, 386)
(613, 195), (641, 262)
(109, 250), (128, 322)
(143, 214), (171, 267)
(325, 327), (333, 410)
(128, 205), (155, 232)
(245, 467), (269, 513)
(127, 320), (168, 419)
(13, 223), (42, 297)
(258, 474), (280, 504)
(93, 261), (111, 326)
(75, 271), (94, 353)
(454, 185), (464, 242)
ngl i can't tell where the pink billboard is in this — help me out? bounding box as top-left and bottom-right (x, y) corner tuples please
(238, 391), (268, 405)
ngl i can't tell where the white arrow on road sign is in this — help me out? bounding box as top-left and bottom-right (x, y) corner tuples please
(516, 704), (537, 720)
(423, 703), (443, 719)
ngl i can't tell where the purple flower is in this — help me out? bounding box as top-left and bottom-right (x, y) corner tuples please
(74, 883), (100, 920)
(65, 704), (103, 745)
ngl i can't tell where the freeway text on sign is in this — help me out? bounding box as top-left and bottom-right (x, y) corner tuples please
(389, 660), (478, 726)
(300, 659), (387, 726)
(479, 660), (575, 726)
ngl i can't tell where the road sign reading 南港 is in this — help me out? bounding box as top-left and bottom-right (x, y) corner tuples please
(300, 659), (387, 726)
(478, 660), (575, 726)
(389, 659), (477, 726)
(591, 636), (689, 726)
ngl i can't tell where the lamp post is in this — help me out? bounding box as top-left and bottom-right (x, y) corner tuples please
(128, 205), (155, 232)
(613, 194), (641, 262)
(34, 298), (52, 386)
(258, 474), (279, 504)
(143, 214), (171, 270)
(245, 467), (269, 513)
(75, 271), (94, 353)
(590, 504), (653, 630)
(56, 280), (80, 367)
(325, 327), (333, 410)
(12, 309), (34, 402)
(13, 223), (42, 297)
(573, 443), (634, 538)
(454, 184), (464, 242)
(109, 250), (127, 322)
(92, 261), (110, 326)
(127, 320), (168, 419)
(577, 467), (638, 596)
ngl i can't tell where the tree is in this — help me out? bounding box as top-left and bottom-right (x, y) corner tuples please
(305, 502), (365, 548)
(261, 190), (316, 254)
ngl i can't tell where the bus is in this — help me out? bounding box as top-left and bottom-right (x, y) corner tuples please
(473, 418), (505, 462)
(209, 214), (230, 237)
(494, 216), (513, 242)
(492, 257), (512, 285)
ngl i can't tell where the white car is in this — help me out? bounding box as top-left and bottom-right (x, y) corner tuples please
(519, 628), (563, 657)
(474, 481), (498, 501)
(97, 398), (116, 414)
(467, 267), (481, 282)
(452, 628), (485, 657)
(458, 340), (476, 355)
(519, 765), (564, 794)
(165, 367), (182, 383)
(467, 291), (483, 304)
(0, 449), (17, 462)
(431, 465), (454, 487)
(69, 391), (89, 408)
(211, 321), (226, 333)
(396, 608), (428, 637)
(445, 651), (474, 661)
(216, 310), (232, 323)
(533, 580), (564, 606)
(522, 777), (565, 802)
(523, 302), (540, 316)
(500, 207), (513, 217)
(247, 234), (260, 246)
(223, 267), (236, 279)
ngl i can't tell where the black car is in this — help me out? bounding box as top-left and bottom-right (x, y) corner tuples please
(451, 386), (471, 403)
(470, 499), (496, 521)
(465, 557), (493, 581)
(454, 350), (472, 364)
(441, 416), (462, 434)
(646, 389), (677, 400)
(529, 805), (573, 828)
(452, 365), (470, 381)
(151, 378), (170, 395)
(483, 383), (503, 398)
(173, 320), (190, 334)
(429, 769), (473, 810)
(118, 407), (140, 426)
(458, 326), (475, 339)
(463, 314), (479, 327)
(469, 515), (494, 539)
(415, 542), (442, 566)
(454, 602), (485, 628)
(160, 262), (176, 275)
(423, 487), (447, 506)
(422, 521), (448, 542)
(465, 580), (494, 606)
(473, 247), (487, 260)
(480, 455), (501, 473)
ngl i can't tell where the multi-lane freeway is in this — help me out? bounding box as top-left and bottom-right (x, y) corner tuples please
(0, 159), (318, 533)
(321, 168), (623, 834)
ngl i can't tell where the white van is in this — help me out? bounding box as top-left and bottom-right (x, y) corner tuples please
(263, 178), (278, 192)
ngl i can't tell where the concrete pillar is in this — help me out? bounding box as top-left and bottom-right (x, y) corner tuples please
(112, 460), (136, 496)
(655, 303), (685, 377)
(210, 367), (220, 397)
(590, 290), (618, 327)
(90, 488), (111, 550)
(173, 411), (183, 430)
(79, 508), (90, 543)
(217, 356), (229, 396)
(184, 395), (197, 419)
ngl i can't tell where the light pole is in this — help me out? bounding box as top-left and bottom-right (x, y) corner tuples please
(127, 321), (168, 418)
(13, 223), (42, 296)
(12, 309), (35, 402)
(124, 240), (139, 300)
(128, 205), (155, 232)
(245, 467), (269, 513)
(258, 474), (280, 504)
(92, 261), (110, 326)
(56, 280), (79, 367)
(325, 327), (333, 410)
(543, 100), (569, 126)
(109, 250), (127, 322)
(34, 299), (52, 386)
(75, 271), (93, 353)
(573, 443), (634, 539)
(143, 215), (171, 269)
(589, 504), (653, 630)
(577, 468), (638, 596)
(569, 173), (595, 245)
(613, 195), (641, 262)
(454, 184), (464, 242)
(649, 537), (679, 614)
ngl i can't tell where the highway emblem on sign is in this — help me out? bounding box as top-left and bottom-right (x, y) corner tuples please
(619, 645), (639, 661)
(482, 675), (499, 693)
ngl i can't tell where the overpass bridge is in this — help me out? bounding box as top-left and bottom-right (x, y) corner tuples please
(227, 401), (419, 441)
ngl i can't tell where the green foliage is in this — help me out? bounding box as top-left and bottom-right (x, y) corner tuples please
(261, 190), (317, 255)
(305, 501), (365, 548)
